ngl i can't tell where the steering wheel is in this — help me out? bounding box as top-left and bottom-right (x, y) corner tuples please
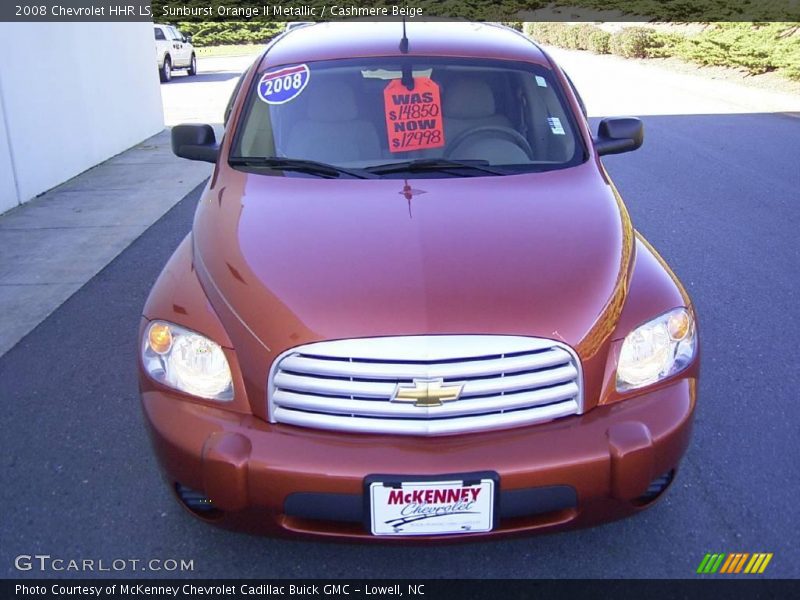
(445, 126), (534, 160)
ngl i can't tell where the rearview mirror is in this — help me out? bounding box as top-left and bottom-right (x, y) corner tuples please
(171, 124), (218, 163)
(594, 117), (644, 156)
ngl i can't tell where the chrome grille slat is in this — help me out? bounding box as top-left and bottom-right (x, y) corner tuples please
(268, 336), (583, 436)
(273, 381), (579, 419)
(273, 372), (396, 398)
(278, 349), (568, 380)
(457, 364), (577, 397)
(273, 401), (580, 436)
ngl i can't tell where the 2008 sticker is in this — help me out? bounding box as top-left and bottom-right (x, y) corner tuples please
(258, 64), (310, 105)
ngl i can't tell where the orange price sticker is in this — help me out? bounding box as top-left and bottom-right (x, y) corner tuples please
(383, 78), (445, 153)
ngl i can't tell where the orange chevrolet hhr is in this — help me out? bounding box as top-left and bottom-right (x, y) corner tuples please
(139, 22), (699, 539)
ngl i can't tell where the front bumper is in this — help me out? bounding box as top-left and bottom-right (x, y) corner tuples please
(141, 378), (695, 541)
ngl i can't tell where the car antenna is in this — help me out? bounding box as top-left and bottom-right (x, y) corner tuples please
(399, 17), (409, 53)
(399, 18), (414, 90)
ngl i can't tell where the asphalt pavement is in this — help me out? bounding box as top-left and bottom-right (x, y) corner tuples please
(1, 50), (799, 579)
(160, 55), (256, 126)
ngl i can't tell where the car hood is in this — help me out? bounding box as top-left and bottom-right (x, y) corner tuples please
(193, 161), (631, 354)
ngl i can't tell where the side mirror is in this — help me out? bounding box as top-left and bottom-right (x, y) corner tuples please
(184, 35), (192, 43)
(171, 124), (218, 163)
(594, 117), (643, 156)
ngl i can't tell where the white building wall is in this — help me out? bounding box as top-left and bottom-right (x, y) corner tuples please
(0, 22), (164, 212)
(0, 95), (17, 213)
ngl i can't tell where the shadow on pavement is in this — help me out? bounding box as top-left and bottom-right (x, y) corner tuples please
(164, 71), (241, 85)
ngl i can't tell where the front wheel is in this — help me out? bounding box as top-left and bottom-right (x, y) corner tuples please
(187, 54), (197, 76)
(159, 56), (172, 83)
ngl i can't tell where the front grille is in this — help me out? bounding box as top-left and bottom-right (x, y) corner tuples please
(268, 336), (583, 436)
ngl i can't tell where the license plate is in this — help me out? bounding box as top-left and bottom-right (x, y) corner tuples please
(368, 476), (495, 536)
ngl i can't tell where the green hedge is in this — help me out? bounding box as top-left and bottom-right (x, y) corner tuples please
(608, 27), (658, 58)
(524, 22), (800, 81)
(500, 21), (524, 32)
(524, 22), (611, 53)
(176, 21), (283, 46)
(574, 24), (612, 54)
(674, 23), (800, 79)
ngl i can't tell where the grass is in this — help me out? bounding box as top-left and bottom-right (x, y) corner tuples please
(195, 44), (264, 58)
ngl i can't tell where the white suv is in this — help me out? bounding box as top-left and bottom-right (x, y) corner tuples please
(154, 24), (197, 83)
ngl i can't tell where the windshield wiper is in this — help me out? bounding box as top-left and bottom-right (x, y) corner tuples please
(228, 156), (377, 179)
(365, 158), (508, 176)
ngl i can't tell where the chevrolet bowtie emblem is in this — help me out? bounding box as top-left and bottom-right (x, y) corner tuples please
(391, 378), (464, 407)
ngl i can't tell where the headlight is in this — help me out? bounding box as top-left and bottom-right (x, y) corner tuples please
(142, 321), (233, 401)
(616, 307), (697, 391)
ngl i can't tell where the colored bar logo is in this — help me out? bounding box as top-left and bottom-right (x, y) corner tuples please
(697, 553), (773, 574)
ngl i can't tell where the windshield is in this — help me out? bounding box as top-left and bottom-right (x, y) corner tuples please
(232, 57), (585, 178)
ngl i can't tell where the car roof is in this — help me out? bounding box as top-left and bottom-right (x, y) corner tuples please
(260, 21), (550, 70)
